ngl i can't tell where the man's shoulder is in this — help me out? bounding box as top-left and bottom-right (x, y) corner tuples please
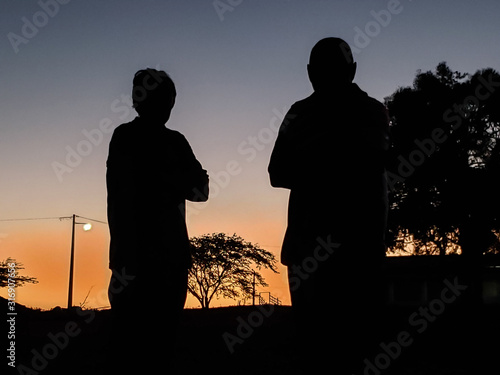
(364, 94), (386, 113)
(350, 86), (388, 126)
(363, 95), (389, 126)
(289, 88), (385, 109)
(287, 94), (316, 115)
(291, 94), (315, 108)
(353, 85), (386, 112)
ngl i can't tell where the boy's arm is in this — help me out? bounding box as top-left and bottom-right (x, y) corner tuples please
(176, 134), (209, 202)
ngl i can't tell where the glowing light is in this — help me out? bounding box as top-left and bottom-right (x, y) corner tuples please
(83, 223), (92, 231)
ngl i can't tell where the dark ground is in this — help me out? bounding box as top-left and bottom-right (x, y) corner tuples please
(2, 298), (499, 375)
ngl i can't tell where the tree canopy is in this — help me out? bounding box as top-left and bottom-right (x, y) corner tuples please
(0, 258), (38, 288)
(188, 233), (278, 309)
(385, 62), (500, 256)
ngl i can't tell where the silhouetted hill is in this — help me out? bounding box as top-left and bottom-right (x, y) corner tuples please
(0, 296), (31, 312)
(4, 304), (499, 374)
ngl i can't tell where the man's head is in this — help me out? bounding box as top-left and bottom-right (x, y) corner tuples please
(132, 68), (176, 124)
(307, 38), (357, 92)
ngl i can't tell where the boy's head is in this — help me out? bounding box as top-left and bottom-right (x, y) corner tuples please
(307, 38), (357, 92)
(132, 68), (176, 123)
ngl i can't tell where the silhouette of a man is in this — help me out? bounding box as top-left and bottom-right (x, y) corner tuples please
(106, 68), (208, 373)
(269, 38), (389, 373)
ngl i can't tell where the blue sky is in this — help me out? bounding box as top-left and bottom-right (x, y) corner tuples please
(1, 0), (500, 308)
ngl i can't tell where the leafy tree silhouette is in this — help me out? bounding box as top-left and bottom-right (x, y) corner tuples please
(385, 62), (500, 257)
(188, 233), (278, 309)
(0, 257), (38, 288)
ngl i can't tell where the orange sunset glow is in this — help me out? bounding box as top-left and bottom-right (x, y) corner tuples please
(2, 1), (499, 315)
(2, 2), (500, 374)
(1, 204), (291, 310)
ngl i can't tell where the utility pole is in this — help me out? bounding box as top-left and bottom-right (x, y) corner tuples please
(66, 214), (95, 309)
(67, 214), (76, 309)
(252, 271), (256, 306)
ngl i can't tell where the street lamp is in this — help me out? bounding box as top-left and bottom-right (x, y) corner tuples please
(66, 214), (92, 309)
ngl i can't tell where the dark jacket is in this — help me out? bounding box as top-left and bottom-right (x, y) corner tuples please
(106, 117), (208, 271)
(268, 83), (390, 265)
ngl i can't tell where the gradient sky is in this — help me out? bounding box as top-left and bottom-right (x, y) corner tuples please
(1, 0), (500, 309)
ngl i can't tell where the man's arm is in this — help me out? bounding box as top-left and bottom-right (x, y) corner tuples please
(268, 107), (299, 189)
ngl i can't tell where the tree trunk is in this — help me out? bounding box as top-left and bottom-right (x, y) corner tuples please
(438, 242), (447, 257)
(202, 296), (210, 309)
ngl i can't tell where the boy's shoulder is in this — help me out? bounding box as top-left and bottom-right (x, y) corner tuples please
(112, 119), (187, 142)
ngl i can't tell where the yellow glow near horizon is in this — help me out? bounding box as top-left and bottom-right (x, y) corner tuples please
(0, 219), (291, 310)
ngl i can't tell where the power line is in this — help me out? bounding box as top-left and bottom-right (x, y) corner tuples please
(0, 217), (63, 222)
(75, 215), (107, 225)
(0, 215), (107, 224)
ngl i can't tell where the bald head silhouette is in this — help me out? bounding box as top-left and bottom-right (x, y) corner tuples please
(307, 37), (357, 92)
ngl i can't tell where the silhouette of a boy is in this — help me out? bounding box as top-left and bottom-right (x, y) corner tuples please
(106, 68), (208, 373)
(269, 38), (389, 373)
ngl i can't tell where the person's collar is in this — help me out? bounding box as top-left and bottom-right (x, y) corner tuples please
(135, 115), (167, 129)
(313, 82), (358, 96)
